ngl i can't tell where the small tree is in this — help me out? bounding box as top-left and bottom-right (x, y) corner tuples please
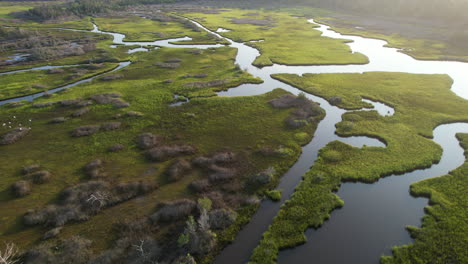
(0, 243), (19, 264)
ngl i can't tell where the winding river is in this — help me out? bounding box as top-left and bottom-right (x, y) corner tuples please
(1, 16), (468, 264)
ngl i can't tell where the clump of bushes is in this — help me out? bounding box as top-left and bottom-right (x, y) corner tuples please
(146, 145), (196, 162)
(269, 94), (324, 128)
(108, 144), (124, 152)
(100, 122), (121, 131)
(21, 236), (92, 264)
(71, 107), (90, 117)
(166, 159), (192, 182)
(24, 179), (157, 228)
(149, 199), (197, 224)
(100, 74), (123, 81)
(22, 164), (41, 175)
(183, 79), (228, 89)
(265, 190), (282, 201)
(329, 96), (343, 105)
(136, 133), (160, 149)
(1, 128), (31, 145)
(72, 125), (100, 137)
(83, 159), (105, 178)
(208, 209), (237, 230)
(248, 167), (275, 189)
(50, 117), (67, 124)
(90, 92), (122, 104)
(154, 62), (180, 69)
(42, 227), (62, 240)
(11, 180), (31, 197)
(31, 171), (52, 184)
(189, 179), (211, 193)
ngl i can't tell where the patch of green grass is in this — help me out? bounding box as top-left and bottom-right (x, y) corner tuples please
(0, 63), (118, 100)
(381, 133), (468, 264)
(0, 2), (34, 19)
(181, 9), (368, 66)
(249, 72), (468, 263)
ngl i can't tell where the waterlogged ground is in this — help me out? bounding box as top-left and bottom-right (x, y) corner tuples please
(0, 4), (467, 264)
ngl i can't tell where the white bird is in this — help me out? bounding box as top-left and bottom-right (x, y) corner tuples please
(13, 116), (16, 119)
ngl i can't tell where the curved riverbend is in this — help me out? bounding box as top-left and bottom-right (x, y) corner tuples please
(278, 123), (468, 264)
(1, 16), (468, 264)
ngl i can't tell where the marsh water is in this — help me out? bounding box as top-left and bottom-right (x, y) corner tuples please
(1, 16), (468, 264)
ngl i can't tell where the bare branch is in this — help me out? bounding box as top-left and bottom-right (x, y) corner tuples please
(0, 242), (19, 264)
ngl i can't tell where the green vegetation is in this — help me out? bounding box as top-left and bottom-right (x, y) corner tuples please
(265, 190), (282, 201)
(0, 44), (322, 263)
(249, 72), (468, 263)
(381, 133), (468, 264)
(182, 9), (368, 66)
(0, 63), (118, 100)
(94, 15), (228, 44)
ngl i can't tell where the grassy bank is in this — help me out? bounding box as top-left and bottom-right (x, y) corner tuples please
(249, 72), (468, 263)
(381, 133), (468, 264)
(180, 8), (368, 66)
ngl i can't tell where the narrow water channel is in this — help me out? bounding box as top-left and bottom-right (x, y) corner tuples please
(1, 16), (467, 264)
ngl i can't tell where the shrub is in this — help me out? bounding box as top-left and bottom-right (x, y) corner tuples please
(72, 125), (100, 137)
(197, 197), (212, 211)
(108, 144), (124, 152)
(208, 165), (236, 183)
(84, 159), (104, 178)
(329, 96), (343, 105)
(22, 164), (41, 175)
(136, 133), (159, 149)
(50, 117), (67, 124)
(42, 227), (62, 240)
(248, 167), (275, 187)
(146, 145), (196, 162)
(11, 180), (31, 197)
(100, 122), (121, 131)
(24, 179), (156, 227)
(71, 107), (90, 117)
(1, 128), (31, 145)
(208, 209), (237, 230)
(166, 159), (191, 182)
(265, 190), (282, 202)
(149, 199), (197, 224)
(100, 74), (123, 81)
(90, 93), (122, 104)
(31, 171), (52, 184)
(21, 236), (92, 264)
(188, 179), (210, 193)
